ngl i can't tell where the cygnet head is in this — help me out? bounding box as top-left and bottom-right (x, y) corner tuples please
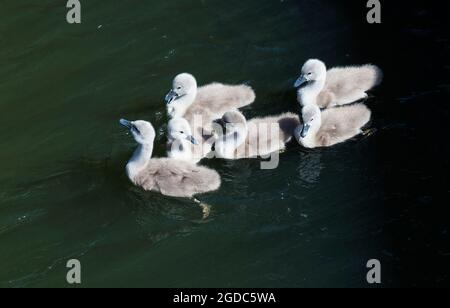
(294, 59), (327, 88)
(213, 111), (247, 136)
(298, 104), (321, 138)
(167, 118), (199, 145)
(120, 119), (156, 145)
(165, 73), (198, 104)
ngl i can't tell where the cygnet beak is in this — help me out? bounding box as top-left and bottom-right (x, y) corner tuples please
(120, 119), (133, 129)
(186, 135), (199, 145)
(165, 89), (179, 104)
(294, 75), (309, 88)
(300, 123), (311, 138)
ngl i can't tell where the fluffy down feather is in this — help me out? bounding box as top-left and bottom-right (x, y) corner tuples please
(132, 158), (221, 198)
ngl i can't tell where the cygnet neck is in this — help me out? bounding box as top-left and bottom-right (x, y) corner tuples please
(126, 142), (154, 181)
(168, 89), (198, 118)
(168, 138), (193, 161)
(216, 125), (248, 158)
(298, 79), (326, 106)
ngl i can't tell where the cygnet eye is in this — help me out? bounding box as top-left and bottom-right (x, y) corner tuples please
(177, 86), (182, 90)
(180, 131), (184, 134)
(308, 72), (313, 76)
(132, 126), (140, 134)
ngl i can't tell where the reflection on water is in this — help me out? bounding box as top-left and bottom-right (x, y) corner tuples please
(295, 152), (323, 188)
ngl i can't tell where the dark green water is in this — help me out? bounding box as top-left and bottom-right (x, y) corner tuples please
(1, 0), (449, 287)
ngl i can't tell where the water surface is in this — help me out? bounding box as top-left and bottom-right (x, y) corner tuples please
(0, 0), (449, 287)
